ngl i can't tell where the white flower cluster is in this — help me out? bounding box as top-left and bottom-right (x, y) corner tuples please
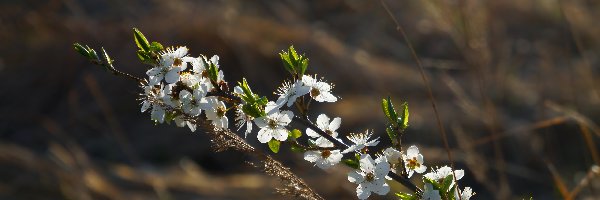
(140, 46), (226, 131)
(137, 46), (474, 200)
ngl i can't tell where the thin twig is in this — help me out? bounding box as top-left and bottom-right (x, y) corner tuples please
(380, 0), (457, 194)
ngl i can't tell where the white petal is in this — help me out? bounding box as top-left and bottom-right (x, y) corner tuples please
(306, 128), (320, 138)
(266, 101), (282, 114)
(148, 75), (163, 85)
(187, 122), (197, 132)
(141, 101), (151, 113)
(356, 183), (371, 200)
(328, 151), (343, 164)
(416, 165), (427, 173)
(257, 128), (272, 143)
(316, 92), (337, 102)
(301, 75), (315, 85)
(304, 151), (320, 162)
(371, 183), (390, 195)
(190, 107), (201, 116)
(273, 128), (288, 141)
(210, 55), (219, 65)
(220, 117), (228, 128)
(314, 82), (331, 92)
(165, 68), (180, 83)
(277, 110), (294, 124)
(342, 145), (360, 154)
(253, 117), (268, 128)
(146, 67), (162, 76)
(455, 169), (465, 180)
(359, 154), (375, 173)
(179, 90), (192, 100)
(316, 114), (330, 130)
(375, 162), (390, 177)
(407, 145), (419, 157)
(347, 171), (364, 183)
(328, 117), (341, 131)
(151, 106), (165, 123)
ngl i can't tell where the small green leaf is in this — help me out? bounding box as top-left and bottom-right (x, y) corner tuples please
(290, 143), (305, 153)
(268, 139), (281, 153)
(386, 126), (398, 146)
(279, 51), (294, 74)
(400, 102), (409, 130)
(396, 192), (417, 200)
(133, 28), (150, 52)
(242, 104), (263, 118)
(290, 129), (302, 139)
(423, 177), (442, 191)
(440, 174), (454, 193)
(101, 47), (113, 66)
(299, 58), (308, 76)
(73, 43), (90, 58)
(342, 158), (359, 169)
(149, 41), (164, 51)
(387, 97), (399, 126)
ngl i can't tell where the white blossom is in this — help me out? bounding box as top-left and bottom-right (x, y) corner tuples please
(162, 83), (181, 108)
(174, 115), (196, 132)
(342, 130), (380, 154)
(304, 138), (342, 169)
(151, 105), (166, 123)
(456, 187), (474, 200)
(254, 109), (293, 143)
(235, 107), (254, 138)
(306, 114), (341, 144)
(202, 96), (228, 129)
(403, 145), (427, 178)
(179, 87), (207, 116)
(424, 166), (465, 192)
(146, 46), (192, 85)
(274, 80), (310, 108)
(383, 147), (402, 172)
(347, 154), (390, 199)
(302, 75), (337, 102)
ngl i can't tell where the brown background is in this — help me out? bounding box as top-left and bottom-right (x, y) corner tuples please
(1, 0), (599, 199)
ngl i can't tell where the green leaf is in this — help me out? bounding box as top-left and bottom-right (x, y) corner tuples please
(279, 51), (294, 74)
(290, 143), (306, 153)
(149, 41), (164, 52)
(268, 139), (281, 153)
(399, 102), (409, 130)
(423, 177), (442, 191)
(101, 47), (113, 66)
(299, 58), (308, 76)
(73, 43), (90, 58)
(242, 104), (264, 118)
(386, 126), (398, 146)
(395, 192), (417, 200)
(342, 158), (359, 169)
(290, 129), (302, 139)
(440, 174), (454, 193)
(133, 28), (150, 52)
(387, 97), (399, 126)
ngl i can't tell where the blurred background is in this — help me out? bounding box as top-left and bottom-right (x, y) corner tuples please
(1, 0), (599, 199)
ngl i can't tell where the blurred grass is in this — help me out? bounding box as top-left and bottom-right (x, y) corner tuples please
(0, 0), (599, 199)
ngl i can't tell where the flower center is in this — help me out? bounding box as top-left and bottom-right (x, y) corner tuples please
(173, 57), (183, 66)
(407, 157), (419, 169)
(216, 106), (226, 118)
(325, 130), (333, 135)
(310, 87), (320, 97)
(365, 172), (375, 182)
(268, 119), (278, 129)
(321, 150), (331, 158)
